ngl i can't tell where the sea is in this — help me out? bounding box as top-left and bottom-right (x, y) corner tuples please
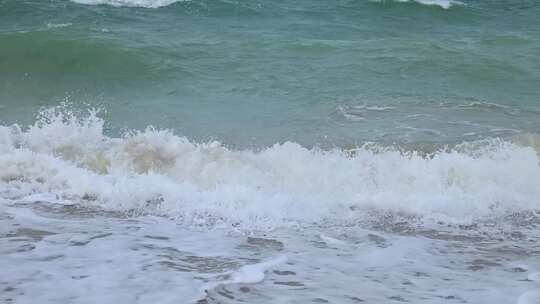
(1, 0), (540, 303)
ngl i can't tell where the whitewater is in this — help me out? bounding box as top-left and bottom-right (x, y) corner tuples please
(71, 0), (463, 9)
(1, 108), (540, 303)
(2, 0), (540, 303)
(1, 108), (539, 229)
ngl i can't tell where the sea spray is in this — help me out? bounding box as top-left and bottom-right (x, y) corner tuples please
(1, 108), (539, 230)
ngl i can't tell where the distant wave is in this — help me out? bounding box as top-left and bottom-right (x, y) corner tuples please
(1, 107), (539, 231)
(71, 0), (462, 9)
(371, 0), (464, 9)
(0, 31), (152, 82)
(71, 0), (185, 8)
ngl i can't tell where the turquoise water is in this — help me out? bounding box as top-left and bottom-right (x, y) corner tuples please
(2, 1), (540, 303)
(2, 0), (540, 147)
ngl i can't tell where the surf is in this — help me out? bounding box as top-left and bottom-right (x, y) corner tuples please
(1, 107), (539, 231)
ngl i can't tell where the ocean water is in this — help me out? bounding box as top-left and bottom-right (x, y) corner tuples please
(1, 0), (540, 303)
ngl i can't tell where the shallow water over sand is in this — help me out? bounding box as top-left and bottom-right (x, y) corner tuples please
(2, 198), (540, 304)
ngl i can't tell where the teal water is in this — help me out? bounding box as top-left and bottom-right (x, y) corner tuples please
(2, 2), (540, 303)
(2, 0), (540, 147)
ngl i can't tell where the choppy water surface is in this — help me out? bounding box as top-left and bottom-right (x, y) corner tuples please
(2, 0), (540, 146)
(1, 0), (540, 303)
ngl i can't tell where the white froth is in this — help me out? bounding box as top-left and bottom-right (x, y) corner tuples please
(73, 0), (461, 9)
(413, 0), (462, 9)
(1, 109), (540, 230)
(528, 272), (540, 282)
(319, 234), (347, 246)
(0, 126), (14, 153)
(46, 23), (73, 29)
(372, 0), (463, 9)
(518, 291), (540, 304)
(229, 255), (288, 284)
(71, 0), (184, 8)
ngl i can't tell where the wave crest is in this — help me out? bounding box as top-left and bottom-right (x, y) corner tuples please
(1, 108), (539, 230)
(371, 0), (463, 9)
(70, 0), (185, 8)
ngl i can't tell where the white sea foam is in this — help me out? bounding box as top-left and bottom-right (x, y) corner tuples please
(201, 255), (287, 293)
(372, 0), (463, 9)
(528, 272), (540, 282)
(319, 234), (347, 246)
(522, 272), (540, 303)
(413, 0), (462, 9)
(1, 108), (539, 230)
(518, 291), (540, 304)
(71, 0), (184, 8)
(74, 0), (462, 9)
(228, 255), (288, 284)
(46, 23), (73, 29)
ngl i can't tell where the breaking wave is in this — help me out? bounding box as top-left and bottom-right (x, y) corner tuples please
(70, 0), (185, 8)
(71, 0), (462, 9)
(1, 107), (539, 230)
(370, 0), (464, 9)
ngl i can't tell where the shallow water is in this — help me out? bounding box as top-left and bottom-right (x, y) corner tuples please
(2, 199), (540, 304)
